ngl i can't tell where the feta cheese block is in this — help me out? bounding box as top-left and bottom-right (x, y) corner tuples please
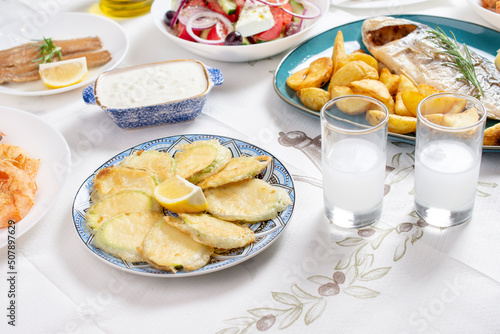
(234, 0), (275, 37)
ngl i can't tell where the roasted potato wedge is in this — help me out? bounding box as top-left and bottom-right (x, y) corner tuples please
(331, 31), (348, 74)
(329, 60), (379, 87)
(379, 68), (400, 96)
(297, 57), (333, 90)
(442, 107), (480, 128)
(365, 109), (388, 126)
(350, 79), (394, 113)
(367, 110), (416, 134)
(401, 90), (425, 117)
(423, 113), (444, 126)
(483, 122), (500, 146)
(419, 96), (467, 115)
(346, 53), (380, 74)
(397, 74), (418, 93)
(394, 92), (412, 116)
(329, 85), (371, 115)
(286, 68), (308, 91)
(297, 87), (331, 111)
(417, 84), (439, 97)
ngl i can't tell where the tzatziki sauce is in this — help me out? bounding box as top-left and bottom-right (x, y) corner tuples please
(96, 60), (208, 108)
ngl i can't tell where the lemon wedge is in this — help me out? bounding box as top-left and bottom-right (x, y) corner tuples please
(496, 49), (500, 71)
(39, 57), (88, 89)
(154, 175), (207, 213)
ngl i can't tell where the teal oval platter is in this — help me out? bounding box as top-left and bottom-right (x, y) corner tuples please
(273, 14), (500, 152)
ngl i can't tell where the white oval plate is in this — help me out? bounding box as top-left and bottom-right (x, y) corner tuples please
(72, 134), (295, 277)
(467, 0), (500, 31)
(331, 0), (430, 9)
(0, 107), (71, 248)
(0, 12), (129, 96)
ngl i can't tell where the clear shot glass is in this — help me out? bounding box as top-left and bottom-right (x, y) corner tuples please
(321, 95), (389, 229)
(414, 92), (487, 227)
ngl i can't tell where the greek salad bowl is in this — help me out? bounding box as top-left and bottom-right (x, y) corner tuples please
(150, 0), (330, 62)
(82, 59), (223, 129)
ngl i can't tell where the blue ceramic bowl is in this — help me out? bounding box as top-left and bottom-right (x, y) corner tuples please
(82, 59), (223, 129)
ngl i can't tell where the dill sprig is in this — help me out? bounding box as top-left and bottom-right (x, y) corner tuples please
(31, 37), (62, 64)
(426, 26), (484, 98)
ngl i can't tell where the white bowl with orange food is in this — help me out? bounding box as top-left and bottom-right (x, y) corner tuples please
(150, 0), (330, 62)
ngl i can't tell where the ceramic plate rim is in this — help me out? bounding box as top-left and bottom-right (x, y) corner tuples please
(0, 106), (71, 248)
(0, 12), (129, 96)
(273, 14), (500, 152)
(72, 134), (296, 277)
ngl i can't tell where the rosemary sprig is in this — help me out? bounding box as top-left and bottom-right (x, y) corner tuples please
(426, 26), (484, 98)
(31, 37), (62, 65)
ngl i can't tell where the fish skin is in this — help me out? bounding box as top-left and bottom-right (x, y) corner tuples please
(0, 50), (112, 84)
(0, 36), (103, 67)
(362, 16), (500, 120)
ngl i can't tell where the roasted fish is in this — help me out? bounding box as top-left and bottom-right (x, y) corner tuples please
(362, 16), (500, 120)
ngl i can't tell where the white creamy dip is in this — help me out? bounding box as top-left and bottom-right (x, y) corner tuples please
(96, 60), (208, 108)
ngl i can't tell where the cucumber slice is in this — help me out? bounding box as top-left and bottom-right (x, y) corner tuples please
(172, 213), (255, 249)
(94, 211), (163, 263)
(217, 0), (236, 15)
(138, 217), (213, 273)
(86, 190), (162, 232)
(289, 0), (304, 24)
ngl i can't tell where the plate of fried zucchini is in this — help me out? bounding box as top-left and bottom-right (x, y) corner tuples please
(72, 134), (295, 277)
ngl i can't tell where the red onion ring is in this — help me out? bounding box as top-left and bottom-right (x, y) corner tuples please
(186, 12), (235, 44)
(280, 0), (321, 19)
(179, 7), (217, 29)
(254, 0), (289, 6)
(170, 0), (188, 28)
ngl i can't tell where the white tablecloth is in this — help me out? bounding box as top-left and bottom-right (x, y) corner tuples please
(1, 0), (500, 333)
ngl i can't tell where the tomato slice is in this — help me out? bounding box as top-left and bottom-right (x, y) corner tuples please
(176, 22), (201, 42)
(206, 0), (237, 22)
(254, 6), (283, 42)
(206, 21), (228, 45)
(184, 0), (207, 7)
(281, 3), (293, 28)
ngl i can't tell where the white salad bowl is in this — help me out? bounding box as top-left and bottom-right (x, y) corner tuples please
(150, 0), (330, 62)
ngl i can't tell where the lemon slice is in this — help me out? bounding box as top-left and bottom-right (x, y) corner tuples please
(154, 175), (207, 213)
(39, 57), (88, 89)
(496, 49), (500, 71)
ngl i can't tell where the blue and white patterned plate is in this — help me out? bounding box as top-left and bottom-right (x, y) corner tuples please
(72, 134), (295, 277)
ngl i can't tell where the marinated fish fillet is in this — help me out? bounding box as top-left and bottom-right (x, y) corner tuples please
(0, 50), (112, 84)
(0, 36), (103, 67)
(362, 16), (500, 120)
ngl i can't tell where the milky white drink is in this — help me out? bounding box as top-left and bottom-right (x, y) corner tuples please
(323, 138), (386, 226)
(96, 60), (208, 108)
(414, 140), (480, 225)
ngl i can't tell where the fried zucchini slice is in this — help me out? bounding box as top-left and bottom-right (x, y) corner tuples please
(174, 139), (231, 184)
(93, 211), (163, 262)
(172, 213), (255, 249)
(204, 178), (292, 223)
(119, 150), (176, 182)
(138, 217), (213, 273)
(86, 190), (162, 233)
(90, 166), (158, 202)
(196, 155), (272, 189)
